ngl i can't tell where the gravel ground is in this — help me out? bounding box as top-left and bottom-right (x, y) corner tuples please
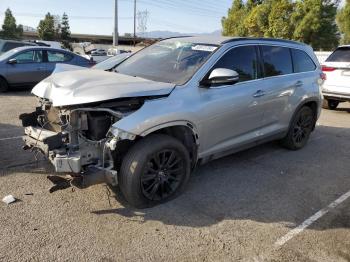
(0, 91), (349, 262)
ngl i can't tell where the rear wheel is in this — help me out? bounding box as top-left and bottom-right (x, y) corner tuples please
(322, 99), (339, 110)
(281, 106), (315, 150)
(119, 134), (191, 208)
(0, 77), (8, 92)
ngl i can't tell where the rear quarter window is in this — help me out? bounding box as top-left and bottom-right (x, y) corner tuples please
(261, 46), (293, 77)
(326, 47), (350, 62)
(291, 49), (316, 73)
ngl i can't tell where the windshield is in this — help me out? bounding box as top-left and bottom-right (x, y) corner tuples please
(115, 40), (218, 84)
(93, 53), (130, 70)
(0, 48), (19, 60)
(326, 47), (350, 62)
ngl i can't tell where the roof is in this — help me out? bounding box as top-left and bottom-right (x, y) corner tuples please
(10, 45), (67, 52)
(161, 36), (306, 46)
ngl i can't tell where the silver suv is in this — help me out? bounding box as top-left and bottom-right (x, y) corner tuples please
(20, 37), (323, 208)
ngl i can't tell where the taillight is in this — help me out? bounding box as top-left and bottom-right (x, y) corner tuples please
(322, 66), (336, 72)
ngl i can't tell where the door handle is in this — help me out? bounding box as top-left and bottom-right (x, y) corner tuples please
(37, 67), (44, 70)
(295, 81), (303, 87)
(253, 90), (266, 98)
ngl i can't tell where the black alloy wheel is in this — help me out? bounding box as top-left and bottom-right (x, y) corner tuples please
(141, 149), (185, 201)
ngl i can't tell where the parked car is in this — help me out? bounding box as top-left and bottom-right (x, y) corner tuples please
(107, 48), (131, 56)
(0, 46), (94, 92)
(20, 37), (323, 208)
(52, 53), (130, 74)
(91, 49), (107, 56)
(321, 45), (350, 109)
(0, 39), (36, 55)
(92, 53), (131, 71)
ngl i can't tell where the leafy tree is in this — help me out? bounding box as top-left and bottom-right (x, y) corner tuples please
(222, 0), (248, 37)
(37, 12), (55, 40)
(292, 0), (339, 50)
(337, 0), (350, 44)
(267, 0), (294, 39)
(0, 8), (23, 39)
(53, 15), (61, 40)
(60, 13), (71, 41)
(244, 2), (271, 37)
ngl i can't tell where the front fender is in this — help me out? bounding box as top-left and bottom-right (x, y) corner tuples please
(113, 96), (200, 138)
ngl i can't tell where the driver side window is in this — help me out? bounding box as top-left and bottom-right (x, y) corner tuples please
(14, 50), (42, 64)
(212, 46), (258, 83)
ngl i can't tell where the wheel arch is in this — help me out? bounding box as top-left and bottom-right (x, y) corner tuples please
(140, 122), (199, 169)
(291, 98), (320, 131)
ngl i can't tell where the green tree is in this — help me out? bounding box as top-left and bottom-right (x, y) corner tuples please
(244, 1), (271, 37)
(292, 0), (339, 50)
(222, 0), (248, 36)
(0, 8), (23, 39)
(37, 12), (55, 40)
(267, 0), (294, 39)
(60, 13), (71, 41)
(337, 0), (350, 44)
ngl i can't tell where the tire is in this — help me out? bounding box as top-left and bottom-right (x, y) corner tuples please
(322, 99), (339, 110)
(0, 77), (8, 92)
(281, 106), (315, 150)
(119, 134), (191, 208)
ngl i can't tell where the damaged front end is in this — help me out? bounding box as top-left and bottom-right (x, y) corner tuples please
(19, 97), (142, 187)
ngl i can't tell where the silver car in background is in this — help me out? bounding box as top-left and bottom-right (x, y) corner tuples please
(0, 46), (93, 92)
(321, 45), (350, 109)
(20, 37), (323, 208)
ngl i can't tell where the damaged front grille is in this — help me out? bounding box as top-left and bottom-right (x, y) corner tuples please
(19, 99), (127, 175)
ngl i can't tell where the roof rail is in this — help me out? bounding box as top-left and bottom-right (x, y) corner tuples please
(221, 37), (306, 46)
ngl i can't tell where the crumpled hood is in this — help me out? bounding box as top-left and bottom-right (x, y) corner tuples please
(32, 69), (175, 107)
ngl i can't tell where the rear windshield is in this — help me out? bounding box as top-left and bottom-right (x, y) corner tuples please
(3, 42), (27, 52)
(326, 47), (350, 62)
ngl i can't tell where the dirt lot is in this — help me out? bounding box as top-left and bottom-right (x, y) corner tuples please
(0, 91), (349, 262)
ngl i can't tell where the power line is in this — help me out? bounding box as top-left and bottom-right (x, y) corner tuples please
(9, 12), (133, 20)
(120, 0), (223, 18)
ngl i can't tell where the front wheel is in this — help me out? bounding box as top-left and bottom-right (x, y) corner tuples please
(281, 106), (315, 150)
(119, 134), (191, 208)
(322, 99), (339, 110)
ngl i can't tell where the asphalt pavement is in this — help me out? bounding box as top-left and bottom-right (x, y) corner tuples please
(0, 91), (349, 261)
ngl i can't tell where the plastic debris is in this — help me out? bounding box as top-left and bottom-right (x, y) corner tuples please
(2, 195), (16, 205)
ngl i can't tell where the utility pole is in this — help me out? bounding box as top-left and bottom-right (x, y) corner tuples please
(113, 0), (118, 46)
(133, 0), (136, 46)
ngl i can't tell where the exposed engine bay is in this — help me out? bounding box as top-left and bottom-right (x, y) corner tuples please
(19, 96), (149, 185)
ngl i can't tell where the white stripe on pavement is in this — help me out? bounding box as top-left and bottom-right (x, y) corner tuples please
(274, 189), (350, 247)
(0, 136), (22, 141)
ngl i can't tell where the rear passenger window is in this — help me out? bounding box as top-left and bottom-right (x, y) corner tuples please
(212, 46), (258, 82)
(291, 49), (316, 73)
(47, 51), (72, 62)
(261, 46), (293, 77)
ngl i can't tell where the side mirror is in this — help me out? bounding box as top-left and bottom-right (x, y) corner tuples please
(201, 68), (239, 87)
(7, 58), (17, 65)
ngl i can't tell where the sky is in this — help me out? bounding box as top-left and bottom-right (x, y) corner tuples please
(0, 0), (233, 35)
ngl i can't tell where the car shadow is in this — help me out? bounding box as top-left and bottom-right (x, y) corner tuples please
(92, 124), (350, 231)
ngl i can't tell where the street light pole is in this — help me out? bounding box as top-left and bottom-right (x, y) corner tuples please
(113, 0), (119, 46)
(133, 0), (136, 46)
